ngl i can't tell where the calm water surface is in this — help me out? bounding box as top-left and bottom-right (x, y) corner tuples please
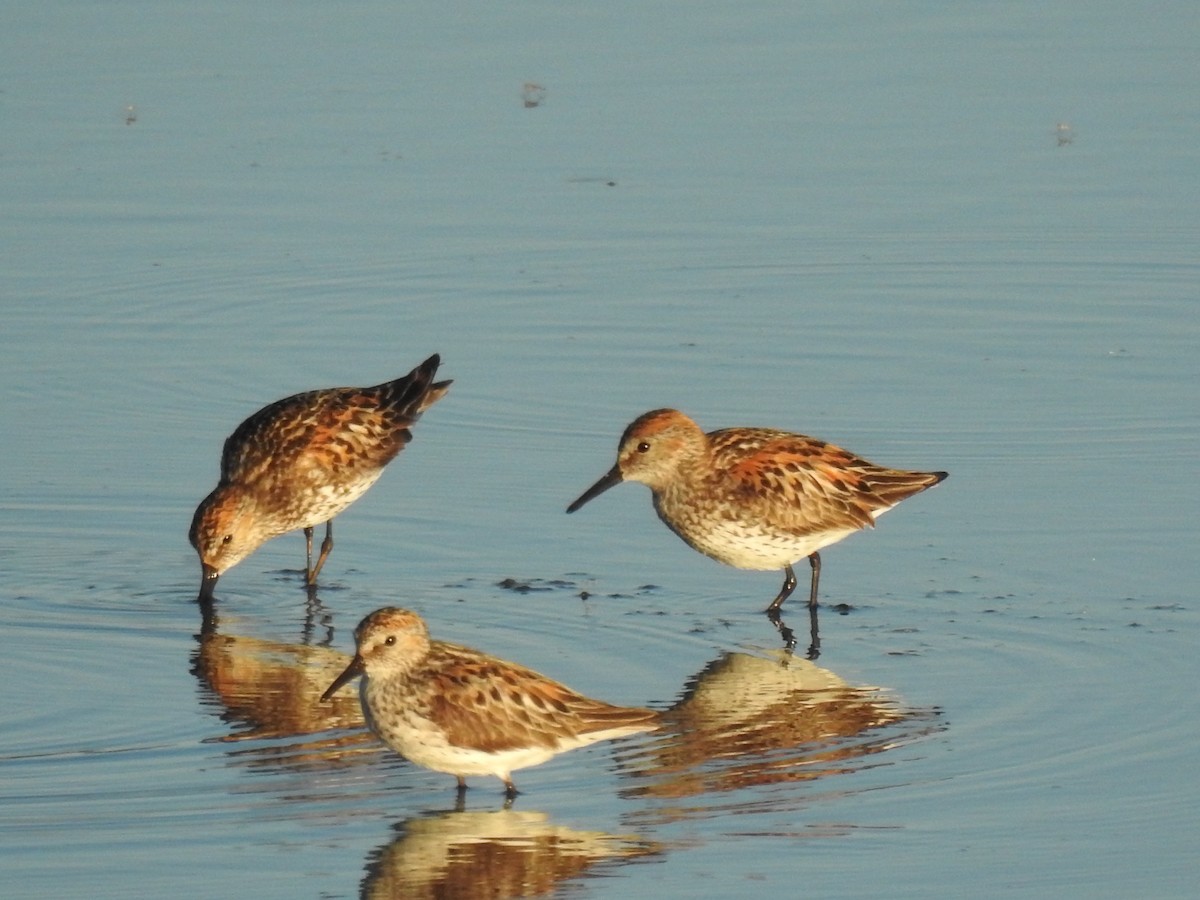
(2, 1), (1197, 897)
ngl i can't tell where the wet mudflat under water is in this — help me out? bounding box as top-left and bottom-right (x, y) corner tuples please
(2, 1), (1198, 897)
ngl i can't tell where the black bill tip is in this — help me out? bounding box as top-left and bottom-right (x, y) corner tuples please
(566, 465), (624, 513)
(321, 656), (364, 702)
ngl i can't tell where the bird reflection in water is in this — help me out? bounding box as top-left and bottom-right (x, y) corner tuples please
(618, 646), (942, 808)
(769, 603), (823, 658)
(358, 808), (661, 899)
(191, 595), (376, 766)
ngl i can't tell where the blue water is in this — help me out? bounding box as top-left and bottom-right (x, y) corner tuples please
(2, 1), (1197, 897)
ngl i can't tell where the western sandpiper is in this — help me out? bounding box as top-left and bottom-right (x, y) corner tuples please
(321, 607), (659, 797)
(567, 409), (946, 613)
(190, 354), (450, 600)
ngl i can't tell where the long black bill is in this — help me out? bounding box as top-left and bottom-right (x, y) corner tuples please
(321, 655), (365, 702)
(566, 464), (624, 513)
(197, 565), (220, 603)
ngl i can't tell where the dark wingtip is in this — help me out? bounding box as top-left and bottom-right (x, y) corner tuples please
(386, 354), (450, 414)
(932, 471), (949, 484)
(410, 353), (441, 388)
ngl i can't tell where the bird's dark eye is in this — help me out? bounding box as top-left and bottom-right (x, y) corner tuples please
(384, 635), (396, 646)
(637, 441), (651, 453)
(221, 534), (233, 545)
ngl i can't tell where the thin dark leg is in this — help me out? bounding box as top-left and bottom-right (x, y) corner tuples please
(765, 563), (797, 612)
(503, 779), (519, 800)
(807, 551), (822, 608)
(304, 526), (315, 578)
(308, 521), (334, 585)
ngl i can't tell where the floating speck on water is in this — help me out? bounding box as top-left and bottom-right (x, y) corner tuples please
(522, 82), (546, 108)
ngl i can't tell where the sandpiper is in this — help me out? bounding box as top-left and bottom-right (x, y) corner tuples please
(190, 354), (450, 600)
(321, 607), (659, 797)
(567, 409), (946, 612)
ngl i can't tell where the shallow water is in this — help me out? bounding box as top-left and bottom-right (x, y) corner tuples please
(3, 1), (1198, 897)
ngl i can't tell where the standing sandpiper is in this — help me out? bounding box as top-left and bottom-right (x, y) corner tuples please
(190, 354), (450, 600)
(567, 408), (946, 613)
(322, 607), (660, 797)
